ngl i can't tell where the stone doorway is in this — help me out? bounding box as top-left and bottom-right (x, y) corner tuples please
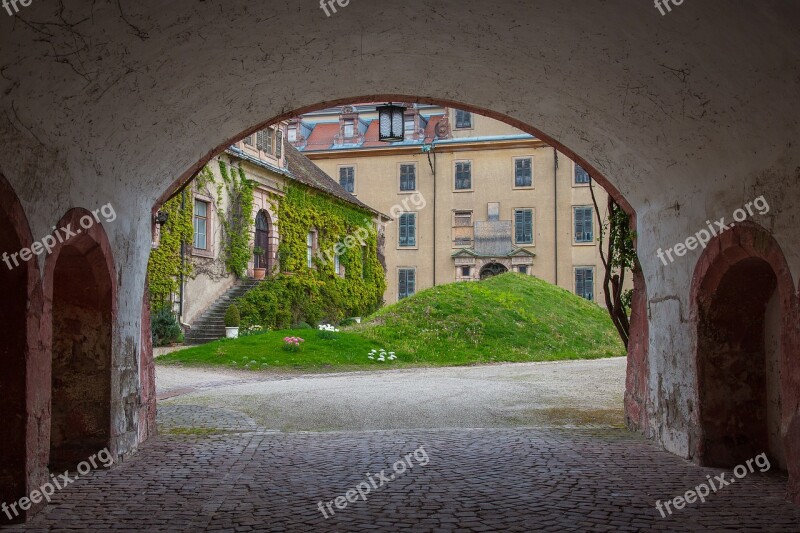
(254, 210), (272, 273)
(480, 262), (508, 280)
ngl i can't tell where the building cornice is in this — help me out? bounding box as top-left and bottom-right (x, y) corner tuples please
(299, 138), (550, 160)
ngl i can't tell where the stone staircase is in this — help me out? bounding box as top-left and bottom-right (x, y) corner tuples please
(184, 279), (262, 345)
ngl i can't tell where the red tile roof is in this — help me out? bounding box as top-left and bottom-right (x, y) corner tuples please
(303, 122), (339, 151)
(301, 114), (446, 151)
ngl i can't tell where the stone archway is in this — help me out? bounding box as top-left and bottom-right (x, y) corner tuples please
(0, 176), (38, 523)
(254, 209), (273, 274)
(692, 222), (797, 479)
(44, 209), (116, 470)
(479, 262), (509, 280)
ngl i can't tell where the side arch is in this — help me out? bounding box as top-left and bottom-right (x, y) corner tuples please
(0, 174), (43, 523)
(43, 208), (117, 470)
(690, 221), (798, 496)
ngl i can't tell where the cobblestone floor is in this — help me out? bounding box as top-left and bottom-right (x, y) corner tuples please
(5, 423), (799, 531)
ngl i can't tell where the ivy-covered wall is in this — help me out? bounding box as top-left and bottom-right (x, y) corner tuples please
(237, 183), (386, 328)
(148, 155), (386, 329)
(217, 160), (255, 278)
(146, 193), (193, 306)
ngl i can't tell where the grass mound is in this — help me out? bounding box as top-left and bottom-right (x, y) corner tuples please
(353, 272), (624, 365)
(160, 273), (624, 371)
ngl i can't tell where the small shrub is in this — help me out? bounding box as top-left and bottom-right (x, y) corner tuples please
(339, 317), (358, 327)
(293, 321), (313, 330)
(282, 336), (304, 352)
(151, 305), (183, 347)
(224, 304), (241, 328)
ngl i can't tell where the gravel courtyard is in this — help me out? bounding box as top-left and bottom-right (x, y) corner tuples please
(156, 358), (627, 432)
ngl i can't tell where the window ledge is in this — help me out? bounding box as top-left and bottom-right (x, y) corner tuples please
(191, 248), (214, 259)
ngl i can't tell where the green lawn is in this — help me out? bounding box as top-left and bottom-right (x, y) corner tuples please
(158, 329), (391, 371)
(161, 273), (625, 371)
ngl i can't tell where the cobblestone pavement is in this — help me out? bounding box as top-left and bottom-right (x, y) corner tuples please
(5, 426), (800, 532)
(5, 361), (800, 532)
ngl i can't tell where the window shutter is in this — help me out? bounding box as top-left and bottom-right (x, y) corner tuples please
(276, 130), (283, 158)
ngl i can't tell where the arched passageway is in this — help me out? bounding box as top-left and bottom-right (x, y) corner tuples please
(697, 258), (778, 466)
(693, 223), (795, 475)
(0, 0), (799, 520)
(0, 177), (32, 522)
(46, 210), (115, 470)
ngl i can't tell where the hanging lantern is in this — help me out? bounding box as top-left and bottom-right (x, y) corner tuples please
(377, 103), (405, 142)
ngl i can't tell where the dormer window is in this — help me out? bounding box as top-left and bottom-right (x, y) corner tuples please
(343, 119), (355, 139)
(288, 124), (297, 142)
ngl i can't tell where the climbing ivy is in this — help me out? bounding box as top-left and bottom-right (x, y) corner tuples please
(147, 194), (194, 306)
(237, 184), (386, 328)
(218, 160), (255, 278)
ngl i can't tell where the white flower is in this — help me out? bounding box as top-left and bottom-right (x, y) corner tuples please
(368, 355), (374, 360)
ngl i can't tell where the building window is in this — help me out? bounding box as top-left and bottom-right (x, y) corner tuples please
(399, 269), (416, 299)
(575, 164), (591, 185)
(455, 110), (472, 129)
(514, 158), (533, 188)
(575, 267), (594, 301)
(339, 167), (355, 193)
(400, 164), (416, 191)
(453, 210), (474, 246)
(518, 265), (528, 275)
(287, 124), (297, 142)
(193, 200), (209, 250)
(334, 250), (341, 277)
(461, 266), (471, 277)
(574, 207), (594, 243)
(343, 119), (355, 138)
(244, 135), (254, 147)
(306, 231), (316, 268)
(399, 213), (417, 247)
(455, 161), (472, 190)
(514, 209), (534, 244)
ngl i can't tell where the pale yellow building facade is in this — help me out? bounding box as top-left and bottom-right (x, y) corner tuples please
(291, 104), (622, 304)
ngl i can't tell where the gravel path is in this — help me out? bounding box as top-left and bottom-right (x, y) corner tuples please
(157, 358), (626, 432)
